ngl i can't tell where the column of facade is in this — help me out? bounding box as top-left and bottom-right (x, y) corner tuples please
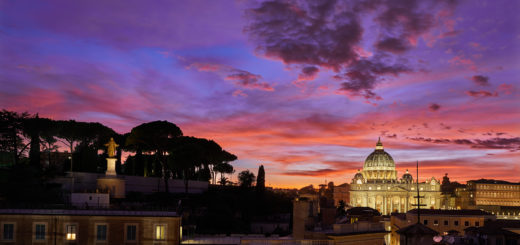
(383, 195), (386, 214)
(390, 196), (393, 213)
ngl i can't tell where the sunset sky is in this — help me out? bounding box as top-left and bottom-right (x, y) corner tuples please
(1, 0), (519, 188)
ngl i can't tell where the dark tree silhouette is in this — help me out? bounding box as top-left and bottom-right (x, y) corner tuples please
(256, 165), (265, 192)
(126, 120), (183, 193)
(337, 200), (346, 217)
(238, 170), (256, 188)
(38, 118), (59, 168)
(55, 120), (116, 172)
(214, 162), (234, 185)
(0, 110), (30, 165)
(168, 136), (204, 193)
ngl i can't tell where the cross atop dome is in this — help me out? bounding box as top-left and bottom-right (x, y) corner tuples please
(376, 137), (384, 150)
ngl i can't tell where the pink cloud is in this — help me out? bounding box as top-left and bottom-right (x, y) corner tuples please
(465, 90), (498, 97)
(449, 55), (477, 71)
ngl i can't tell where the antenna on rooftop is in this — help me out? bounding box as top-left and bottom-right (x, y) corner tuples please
(412, 160), (426, 224)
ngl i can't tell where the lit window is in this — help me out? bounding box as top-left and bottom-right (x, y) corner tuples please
(126, 225), (137, 241)
(96, 225), (107, 241)
(66, 225), (77, 240)
(3, 224), (14, 240)
(35, 224), (46, 240)
(154, 225), (165, 240)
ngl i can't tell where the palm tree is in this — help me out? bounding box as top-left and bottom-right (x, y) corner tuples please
(238, 170), (256, 188)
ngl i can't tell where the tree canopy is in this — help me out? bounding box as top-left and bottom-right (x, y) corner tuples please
(0, 109), (238, 194)
(238, 170), (256, 188)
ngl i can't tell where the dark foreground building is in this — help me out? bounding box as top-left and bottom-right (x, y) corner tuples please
(0, 209), (181, 244)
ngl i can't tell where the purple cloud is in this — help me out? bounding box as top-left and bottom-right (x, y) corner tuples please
(225, 70), (274, 91)
(470, 75), (490, 86)
(187, 62), (274, 91)
(245, 0), (458, 101)
(408, 137), (520, 151)
(429, 103), (441, 111)
(466, 90), (498, 97)
(1, 0), (244, 50)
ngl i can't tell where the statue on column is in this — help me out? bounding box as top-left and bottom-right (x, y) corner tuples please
(104, 137), (119, 158)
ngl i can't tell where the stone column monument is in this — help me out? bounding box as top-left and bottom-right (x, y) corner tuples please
(104, 137), (118, 176)
(97, 137), (125, 198)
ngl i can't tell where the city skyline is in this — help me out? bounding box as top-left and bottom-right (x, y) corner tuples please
(1, 0), (519, 188)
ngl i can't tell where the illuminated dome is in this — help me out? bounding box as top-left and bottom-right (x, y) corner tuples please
(361, 138), (397, 181)
(402, 169), (413, 183)
(353, 169), (364, 184)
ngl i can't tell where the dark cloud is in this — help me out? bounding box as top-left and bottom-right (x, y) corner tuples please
(375, 37), (411, 54)
(336, 57), (410, 99)
(187, 61), (274, 91)
(226, 70), (274, 91)
(245, 0), (457, 101)
(375, 0), (436, 39)
(429, 103), (441, 111)
(466, 90), (497, 97)
(470, 75), (490, 86)
(299, 66), (320, 79)
(408, 137), (520, 151)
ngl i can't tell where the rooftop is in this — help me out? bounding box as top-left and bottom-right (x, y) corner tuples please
(396, 223), (438, 235)
(469, 179), (520, 185)
(406, 209), (493, 216)
(0, 209), (178, 217)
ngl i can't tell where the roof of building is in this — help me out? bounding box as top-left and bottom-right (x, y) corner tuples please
(485, 219), (520, 228)
(468, 179), (520, 185)
(391, 213), (407, 220)
(406, 209), (493, 216)
(465, 226), (520, 238)
(346, 207), (381, 217)
(336, 183), (349, 187)
(396, 223), (438, 235)
(0, 209), (178, 217)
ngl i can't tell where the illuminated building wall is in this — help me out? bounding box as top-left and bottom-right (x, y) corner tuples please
(349, 139), (442, 215)
(0, 209), (181, 244)
(467, 179), (520, 207)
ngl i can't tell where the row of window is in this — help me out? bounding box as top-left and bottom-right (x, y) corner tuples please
(477, 184), (520, 190)
(2, 223), (166, 241)
(476, 191), (520, 197)
(421, 219), (480, 227)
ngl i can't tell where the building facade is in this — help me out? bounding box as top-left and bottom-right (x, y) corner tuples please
(0, 209), (181, 245)
(333, 183), (350, 206)
(467, 179), (520, 207)
(349, 139), (442, 215)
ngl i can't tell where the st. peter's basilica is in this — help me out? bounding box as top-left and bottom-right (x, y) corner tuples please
(349, 138), (442, 215)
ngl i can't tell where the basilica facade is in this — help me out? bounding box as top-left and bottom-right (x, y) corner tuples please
(349, 139), (442, 215)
